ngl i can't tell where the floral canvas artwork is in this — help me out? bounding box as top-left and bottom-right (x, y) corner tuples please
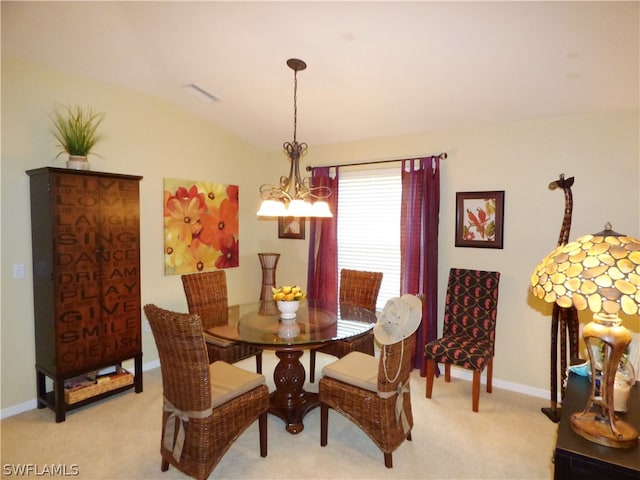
(164, 178), (239, 275)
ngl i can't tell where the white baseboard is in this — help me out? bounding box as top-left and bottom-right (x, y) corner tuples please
(1, 358), (557, 420)
(0, 359), (161, 420)
(447, 367), (550, 400)
(1, 399), (39, 420)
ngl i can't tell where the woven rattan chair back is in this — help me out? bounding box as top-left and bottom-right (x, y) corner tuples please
(181, 271), (263, 371)
(143, 304), (269, 480)
(378, 334), (415, 396)
(181, 270), (229, 329)
(320, 332), (417, 468)
(144, 304), (211, 412)
(339, 269), (383, 315)
(310, 269), (383, 383)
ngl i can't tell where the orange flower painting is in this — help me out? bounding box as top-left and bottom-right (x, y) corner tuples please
(164, 178), (239, 274)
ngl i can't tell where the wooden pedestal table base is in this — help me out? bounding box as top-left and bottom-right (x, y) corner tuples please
(269, 349), (319, 434)
(206, 301), (376, 434)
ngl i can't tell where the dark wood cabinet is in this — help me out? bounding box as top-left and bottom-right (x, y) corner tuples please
(27, 167), (143, 422)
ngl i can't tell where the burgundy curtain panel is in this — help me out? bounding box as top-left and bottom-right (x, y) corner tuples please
(401, 157), (440, 375)
(307, 167), (339, 310)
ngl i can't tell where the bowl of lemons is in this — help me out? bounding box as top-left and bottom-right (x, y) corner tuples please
(272, 286), (306, 320)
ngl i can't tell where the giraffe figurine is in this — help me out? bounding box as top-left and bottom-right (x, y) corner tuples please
(543, 173), (580, 423)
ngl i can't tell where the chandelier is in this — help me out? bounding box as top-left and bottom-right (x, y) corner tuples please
(257, 59), (332, 218)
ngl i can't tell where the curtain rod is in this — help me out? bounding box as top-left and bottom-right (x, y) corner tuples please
(305, 152), (447, 171)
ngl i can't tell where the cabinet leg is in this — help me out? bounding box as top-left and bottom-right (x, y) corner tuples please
(134, 354), (143, 393)
(36, 371), (47, 409)
(54, 378), (66, 423)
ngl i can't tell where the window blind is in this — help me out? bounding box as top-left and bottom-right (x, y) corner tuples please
(337, 167), (401, 311)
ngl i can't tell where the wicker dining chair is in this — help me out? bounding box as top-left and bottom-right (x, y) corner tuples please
(319, 332), (417, 468)
(182, 270), (263, 373)
(143, 304), (269, 480)
(309, 269), (383, 382)
(424, 268), (501, 412)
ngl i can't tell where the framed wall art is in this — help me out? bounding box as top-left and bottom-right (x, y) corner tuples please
(278, 216), (305, 239)
(455, 190), (504, 249)
(163, 178), (239, 275)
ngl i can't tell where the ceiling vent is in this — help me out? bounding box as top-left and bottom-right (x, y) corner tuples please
(183, 83), (222, 103)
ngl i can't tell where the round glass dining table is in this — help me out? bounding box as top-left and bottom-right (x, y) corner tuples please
(207, 300), (376, 434)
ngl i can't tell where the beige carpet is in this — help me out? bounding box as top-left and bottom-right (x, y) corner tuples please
(1, 352), (557, 479)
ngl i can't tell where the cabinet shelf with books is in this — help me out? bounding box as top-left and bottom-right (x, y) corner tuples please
(64, 366), (134, 404)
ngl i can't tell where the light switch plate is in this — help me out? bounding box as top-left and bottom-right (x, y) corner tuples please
(13, 264), (25, 279)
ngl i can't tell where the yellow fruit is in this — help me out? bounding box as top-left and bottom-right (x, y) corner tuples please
(272, 285), (305, 301)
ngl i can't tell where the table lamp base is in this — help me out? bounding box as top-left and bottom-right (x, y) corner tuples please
(570, 412), (639, 449)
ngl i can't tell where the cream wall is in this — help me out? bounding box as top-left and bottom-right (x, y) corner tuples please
(272, 109), (640, 395)
(0, 59), (288, 412)
(2, 58), (639, 416)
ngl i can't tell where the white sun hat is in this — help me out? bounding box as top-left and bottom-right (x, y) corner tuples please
(373, 294), (422, 345)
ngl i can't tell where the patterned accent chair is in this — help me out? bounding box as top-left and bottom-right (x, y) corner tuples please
(309, 269), (383, 383)
(424, 268), (501, 412)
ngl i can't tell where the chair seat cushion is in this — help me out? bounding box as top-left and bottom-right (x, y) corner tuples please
(204, 332), (237, 347)
(209, 361), (266, 407)
(425, 335), (493, 371)
(322, 351), (378, 392)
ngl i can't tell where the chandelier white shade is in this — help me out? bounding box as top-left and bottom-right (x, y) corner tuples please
(256, 198), (332, 217)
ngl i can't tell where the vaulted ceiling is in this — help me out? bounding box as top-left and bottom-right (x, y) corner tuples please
(3, 1), (638, 151)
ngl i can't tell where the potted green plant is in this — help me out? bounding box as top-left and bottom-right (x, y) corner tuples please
(50, 104), (104, 170)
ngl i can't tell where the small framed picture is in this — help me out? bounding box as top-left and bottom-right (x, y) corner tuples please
(278, 216), (305, 239)
(455, 191), (504, 249)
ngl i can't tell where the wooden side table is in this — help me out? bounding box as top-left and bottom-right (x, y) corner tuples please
(554, 372), (639, 480)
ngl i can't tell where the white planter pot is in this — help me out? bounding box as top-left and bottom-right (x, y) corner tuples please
(66, 155), (90, 170)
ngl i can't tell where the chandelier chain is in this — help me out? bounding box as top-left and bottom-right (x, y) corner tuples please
(293, 70), (298, 144)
